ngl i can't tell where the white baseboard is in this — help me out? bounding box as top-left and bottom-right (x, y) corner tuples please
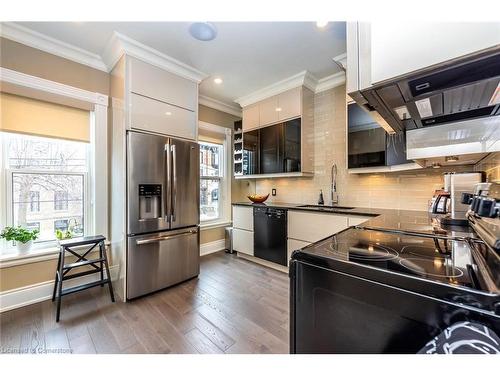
(0, 265), (118, 313)
(200, 239), (226, 257)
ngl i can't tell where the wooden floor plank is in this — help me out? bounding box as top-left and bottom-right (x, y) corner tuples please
(0, 251), (290, 354)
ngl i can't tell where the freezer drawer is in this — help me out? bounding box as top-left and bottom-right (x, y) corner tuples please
(126, 227), (200, 299)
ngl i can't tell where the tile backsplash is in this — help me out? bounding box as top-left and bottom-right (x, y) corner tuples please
(252, 85), (480, 211)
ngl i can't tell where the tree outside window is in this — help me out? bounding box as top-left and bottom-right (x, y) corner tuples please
(3, 133), (88, 243)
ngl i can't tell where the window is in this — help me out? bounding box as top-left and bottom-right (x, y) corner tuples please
(26, 222), (40, 232)
(2, 132), (88, 244)
(199, 141), (224, 222)
(54, 219), (69, 232)
(29, 191), (40, 212)
(54, 191), (69, 211)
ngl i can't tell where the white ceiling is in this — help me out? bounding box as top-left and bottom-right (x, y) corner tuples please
(15, 22), (346, 105)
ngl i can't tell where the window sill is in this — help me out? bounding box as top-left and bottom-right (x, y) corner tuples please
(0, 241), (110, 268)
(199, 220), (232, 231)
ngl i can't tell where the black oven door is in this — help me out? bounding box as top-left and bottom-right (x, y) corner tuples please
(290, 261), (500, 354)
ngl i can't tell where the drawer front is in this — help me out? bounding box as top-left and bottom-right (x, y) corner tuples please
(233, 228), (254, 256)
(288, 211), (349, 243)
(348, 216), (373, 226)
(232, 206), (253, 231)
(129, 56), (197, 111)
(130, 93), (196, 140)
(287, 238), (311, 261)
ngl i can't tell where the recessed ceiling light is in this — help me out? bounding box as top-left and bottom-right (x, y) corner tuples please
(189, 22), (217, 41)
(316, 21), (328, 28)
(165, 112), (172, 116)
(213, 77), (223, 85)
(275, 107), (282, 112)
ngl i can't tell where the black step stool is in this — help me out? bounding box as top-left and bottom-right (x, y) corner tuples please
(52, 235), (115, 322)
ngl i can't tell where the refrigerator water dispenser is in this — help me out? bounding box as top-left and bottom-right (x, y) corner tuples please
(138, 184), (162, 220)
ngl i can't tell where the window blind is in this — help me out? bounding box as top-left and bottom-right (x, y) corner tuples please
(0, 92), (90, 142)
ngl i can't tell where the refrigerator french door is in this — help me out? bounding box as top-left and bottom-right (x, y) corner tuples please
(126, 131), (200, 299)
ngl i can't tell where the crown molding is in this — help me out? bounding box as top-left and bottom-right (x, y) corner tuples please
(332, 52), (347, 69)
(0, 22), (108, 72)
(235, 71), (317, 107)
(102, 31), (207, 83)
(315, 71), (346, 93)
(199, 95), (242, 117)
(234, 69), (346, 107)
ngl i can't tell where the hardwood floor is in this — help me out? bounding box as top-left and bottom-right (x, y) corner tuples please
(0, 251), (290, 354)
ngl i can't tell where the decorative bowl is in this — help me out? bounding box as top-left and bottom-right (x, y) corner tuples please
(247, 194), (270, 204)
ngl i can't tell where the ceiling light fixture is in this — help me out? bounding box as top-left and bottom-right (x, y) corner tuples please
(189, 22), (218, 41)
(445, 155), (459, 162)
(431, 162), (442, 169)
(213, 77), (223, 85)
(316, 21), (328, 28)
(275, 107), (282, 112)
(165, 112), (172, 116)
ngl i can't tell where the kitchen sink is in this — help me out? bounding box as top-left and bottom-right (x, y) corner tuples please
(298, 204), (355, 210)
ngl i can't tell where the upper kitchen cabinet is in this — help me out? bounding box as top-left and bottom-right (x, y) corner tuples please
(347, 22), (500, 93)
(128, 56), (197, 112)
(113, 56), (200, 140)
(237, 86), (313, 178)
(278, 87), (301, 121)
(242, 104), (260, 131)
(259, 95), (280, 126)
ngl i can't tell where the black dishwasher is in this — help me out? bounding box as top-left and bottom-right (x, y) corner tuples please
(254, 207), (287, 266)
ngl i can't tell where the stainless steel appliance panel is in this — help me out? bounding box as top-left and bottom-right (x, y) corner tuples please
(169, 138), (200, 229)
(126, 227), (200, 299)
(127, 131), (170, 235)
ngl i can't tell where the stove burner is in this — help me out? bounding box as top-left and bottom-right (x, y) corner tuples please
(401, 245), (448, 259)
(329, 242), (399, 261)
(398, 257), (464, 279)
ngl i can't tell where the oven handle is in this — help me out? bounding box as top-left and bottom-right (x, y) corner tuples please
(135, 229), (197, 245)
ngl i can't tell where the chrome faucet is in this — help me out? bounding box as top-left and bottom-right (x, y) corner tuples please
(331, 163), (339, 205)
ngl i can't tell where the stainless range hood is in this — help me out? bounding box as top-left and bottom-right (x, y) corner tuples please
(350, 47), (500, 165)
(358, 49), (500, 132)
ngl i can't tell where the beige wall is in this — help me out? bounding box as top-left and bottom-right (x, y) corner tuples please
(254, 86), (476, 211)
(0, 37), (109, 95)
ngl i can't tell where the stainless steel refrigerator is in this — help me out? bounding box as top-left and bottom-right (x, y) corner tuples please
(126, 130), (200, 299)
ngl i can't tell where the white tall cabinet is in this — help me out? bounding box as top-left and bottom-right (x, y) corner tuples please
(109, 54), (203, 301)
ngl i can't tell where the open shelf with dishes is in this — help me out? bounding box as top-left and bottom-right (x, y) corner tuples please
(233, 120), (243, 176)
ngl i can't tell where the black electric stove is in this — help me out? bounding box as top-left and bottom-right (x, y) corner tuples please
(300, 228), (498, 295)
(290, 185), (500, 353)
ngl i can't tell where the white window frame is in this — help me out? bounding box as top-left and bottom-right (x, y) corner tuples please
(198, 121), (232, 228)
(0, 67), (108, 260)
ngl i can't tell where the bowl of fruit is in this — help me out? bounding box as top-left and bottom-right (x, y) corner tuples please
(247, 193), (270, 204)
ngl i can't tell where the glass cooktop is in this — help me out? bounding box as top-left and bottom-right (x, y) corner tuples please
(303, 228), (481, 290)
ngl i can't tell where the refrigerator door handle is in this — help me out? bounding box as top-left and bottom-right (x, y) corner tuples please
(135, 229), (197, 245)
(165, 142), (172, 223)
(171, 143), (177, 222)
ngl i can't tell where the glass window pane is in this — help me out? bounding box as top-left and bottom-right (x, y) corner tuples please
(12, 172), (85, 242)
(6, 132), (87, 172)
(200, 179), (220, 221)
(199, 142), (222, 177)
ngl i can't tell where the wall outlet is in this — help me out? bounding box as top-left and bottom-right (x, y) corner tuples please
(271, 188), (277, 196)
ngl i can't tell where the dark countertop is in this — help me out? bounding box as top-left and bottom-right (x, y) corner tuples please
(232, 201), (476, 238)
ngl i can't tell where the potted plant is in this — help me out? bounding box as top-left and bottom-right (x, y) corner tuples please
(0, 226), (40, 253)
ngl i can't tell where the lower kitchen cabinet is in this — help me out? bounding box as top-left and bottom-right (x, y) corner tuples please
(348, 216), (373, 226)
(288, 211), (349, 243)
(287, 238), (311, 260)
(233, 228), (254, 256)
